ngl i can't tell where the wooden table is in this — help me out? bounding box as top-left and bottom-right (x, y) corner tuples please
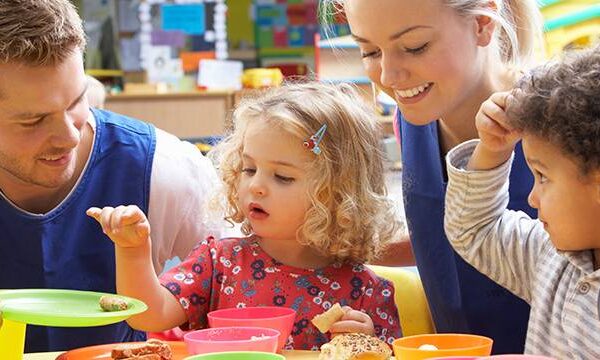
(23, 350), (320, 359)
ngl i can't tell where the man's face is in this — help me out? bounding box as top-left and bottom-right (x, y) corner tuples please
(0, 51), (90, 190)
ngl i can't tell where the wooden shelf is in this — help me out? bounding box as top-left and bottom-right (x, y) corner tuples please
(86, 69), (124, 78)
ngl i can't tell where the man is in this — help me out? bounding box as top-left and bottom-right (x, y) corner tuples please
(0, 0), (221, 352)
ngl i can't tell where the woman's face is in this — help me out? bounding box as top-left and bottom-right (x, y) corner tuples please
(344, 0), (492, 125)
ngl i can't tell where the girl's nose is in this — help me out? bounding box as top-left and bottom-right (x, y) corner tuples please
(249, 177), (267, 197)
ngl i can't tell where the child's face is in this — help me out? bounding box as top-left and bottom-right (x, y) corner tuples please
(522, 135), (600, 251)
(237, 120), (313, 244)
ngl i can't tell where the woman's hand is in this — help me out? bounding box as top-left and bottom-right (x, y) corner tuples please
(86, 205), (150, 248)
(328, 306), (375, 336)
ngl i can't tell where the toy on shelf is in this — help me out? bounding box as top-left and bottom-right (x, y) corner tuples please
(241, 68), (284, 89)
(540, 0), (600, 57)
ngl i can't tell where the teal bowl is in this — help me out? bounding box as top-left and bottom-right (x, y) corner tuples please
(184, 351), (285, 360)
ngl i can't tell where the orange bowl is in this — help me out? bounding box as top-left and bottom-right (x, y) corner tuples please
(393, 333), (493, 360)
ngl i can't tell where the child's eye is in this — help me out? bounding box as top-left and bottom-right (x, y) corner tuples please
(275, 174), (294, 183)
(405, 43), (429, 55)
(534, 171), (547, 183)
(241, 168), (256, 175)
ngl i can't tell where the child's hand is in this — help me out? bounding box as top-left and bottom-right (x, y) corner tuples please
(328, 306), (375, 336)
(86, 205), (150, 248)
(475, 91), (521, 154)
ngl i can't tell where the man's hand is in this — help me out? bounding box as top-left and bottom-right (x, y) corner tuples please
(328, 306), (375, 336)
(86, 205), (151, 248)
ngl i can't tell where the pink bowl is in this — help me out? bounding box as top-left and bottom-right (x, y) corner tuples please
(207, 307), (296, 351)
(482, 356), (557, 360)
(184, 326), (280, 355)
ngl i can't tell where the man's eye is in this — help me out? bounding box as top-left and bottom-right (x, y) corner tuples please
(21, 118), (44, 127)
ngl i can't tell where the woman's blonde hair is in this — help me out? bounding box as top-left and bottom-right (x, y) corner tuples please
(321, 0), (543, 67)
(0, 0), (86, 65)
(211, 82), (402, 263)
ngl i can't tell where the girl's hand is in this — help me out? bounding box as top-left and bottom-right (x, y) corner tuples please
(86, 205), (150, 248)
(328, 306), (375, 336)
(475, 91), (521, 154)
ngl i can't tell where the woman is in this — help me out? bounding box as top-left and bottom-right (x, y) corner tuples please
(323, 0), (543, 354)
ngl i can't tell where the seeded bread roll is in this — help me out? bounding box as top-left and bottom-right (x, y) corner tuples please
(319, 333), (392, 360)
(311, 303), (345, 333)
(111, 339), (172, 359)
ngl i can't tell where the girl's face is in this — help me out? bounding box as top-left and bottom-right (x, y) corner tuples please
(237, 120), (313, 245)
(523, 135), (600, 252)
(344, 0), (493, 125)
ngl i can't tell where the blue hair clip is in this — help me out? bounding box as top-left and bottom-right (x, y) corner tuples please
(303, 124), (327, 155)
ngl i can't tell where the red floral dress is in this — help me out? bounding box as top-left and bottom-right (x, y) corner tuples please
(159, 236), (402, 350)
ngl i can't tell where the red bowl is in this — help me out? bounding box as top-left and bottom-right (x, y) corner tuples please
(207, 307), (296, 351)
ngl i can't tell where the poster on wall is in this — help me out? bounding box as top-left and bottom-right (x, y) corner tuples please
(136, 0), (227, 85)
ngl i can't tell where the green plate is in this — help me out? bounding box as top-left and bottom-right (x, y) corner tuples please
(0, 289), (147, 327)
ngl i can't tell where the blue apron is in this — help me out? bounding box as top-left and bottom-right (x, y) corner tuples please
(0, 109), (155, 352)
(399, 114), (534, 354)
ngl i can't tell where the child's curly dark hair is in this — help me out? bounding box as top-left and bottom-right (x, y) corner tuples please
(507, 46), (600, 175)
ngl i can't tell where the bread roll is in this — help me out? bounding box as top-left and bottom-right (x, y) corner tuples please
(111, 339), (172, 359)
(312, 303), (345, 333)
(319, 333), (392, 360)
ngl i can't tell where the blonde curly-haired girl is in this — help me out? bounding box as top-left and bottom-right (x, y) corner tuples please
(88, 81), (403, 350)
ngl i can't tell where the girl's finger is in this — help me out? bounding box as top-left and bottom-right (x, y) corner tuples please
(121, 205), (145, 226)
(329, 320), (362, 333)
(99, 207), (115, 233)
(86, 207), (102, 221)
(110, 205), (128, 233)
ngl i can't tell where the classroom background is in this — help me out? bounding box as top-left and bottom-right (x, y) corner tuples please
(76, 0), (599, 163)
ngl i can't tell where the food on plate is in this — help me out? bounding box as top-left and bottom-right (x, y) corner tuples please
(311, 302), (345, 333)
(111, 339), (172, 359)
(418, 343), (439, 350)
(318, 333), (392, 360)
(250, 334), (270, 341)
(99, 295), (129, 312)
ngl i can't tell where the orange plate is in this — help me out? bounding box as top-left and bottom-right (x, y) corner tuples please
(55, 341), (188, 360)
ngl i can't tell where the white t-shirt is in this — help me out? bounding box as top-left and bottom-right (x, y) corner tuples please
(147, 126), (224, 273)
(1, 114), (225, 274)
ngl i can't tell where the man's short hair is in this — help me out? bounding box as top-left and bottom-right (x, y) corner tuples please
(0, 0), (86, 66)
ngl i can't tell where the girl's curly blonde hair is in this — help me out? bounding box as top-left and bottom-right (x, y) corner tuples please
(210, 81), (402, 264)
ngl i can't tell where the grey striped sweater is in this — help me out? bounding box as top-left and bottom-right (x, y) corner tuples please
(444, 140), (600, 359)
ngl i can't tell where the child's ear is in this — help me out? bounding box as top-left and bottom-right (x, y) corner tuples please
(474, 2), (497, 47)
